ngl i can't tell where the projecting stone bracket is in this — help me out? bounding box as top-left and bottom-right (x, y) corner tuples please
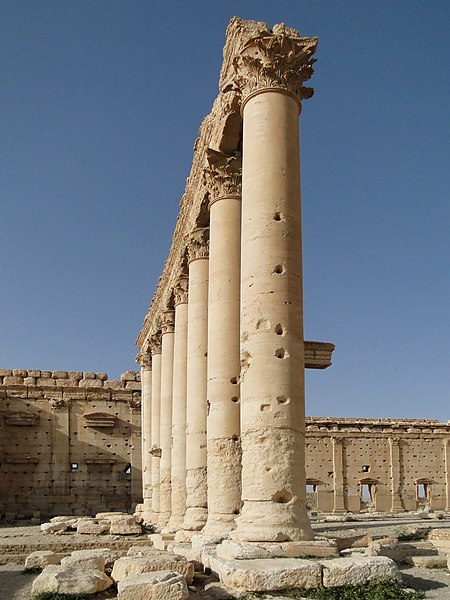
(5, 412), (40, 426)
(305, 341), (335, 369)
(83, 412), (116, 427)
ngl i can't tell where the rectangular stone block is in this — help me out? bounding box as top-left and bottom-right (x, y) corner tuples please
(37, 378), (56, 386)
(23, 377), (37, 385)
(125, 382), (141, 391)
(79, 379), (103, 388)
(3, 376), (24, 385)
(0, 369), (13, 376)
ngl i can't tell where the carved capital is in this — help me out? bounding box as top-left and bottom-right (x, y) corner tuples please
(128, 392), (141, 410)
(159, 310), (175, 335)
(233, 26), (317, 105)
(137, 349), (152, 369)
(49, 398), (67, 411)
(149, 332), (162, 356)
(203, 148), (242, 201)
(331, 436), (343, 446)
(174, 276), (189, 306)
(187, 227), (209, 263)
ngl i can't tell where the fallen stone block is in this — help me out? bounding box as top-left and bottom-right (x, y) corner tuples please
(25, 550), (60, 570)
(112, 555), (195, 585)
(127, 546), (165, 557)
(117, 570), (189, 599)
(217, 538), (339, 561)
(406, 555), (447, 568)
(31, 565), (113, 596)
(41, 521), (68, 534)
(61, 550), (106, 571)
(110, 516), (142, 535)
(76, 520), (110, 535)
(209, 557), (322, 592)
(320, 556), (400, 588)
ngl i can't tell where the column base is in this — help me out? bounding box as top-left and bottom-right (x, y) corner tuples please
(217, 538), (339, 560)
(202, 513), (237, 538)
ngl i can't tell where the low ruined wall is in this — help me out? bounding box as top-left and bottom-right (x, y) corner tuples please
(0, 369), (142, 518)
(305, 417), (450, 513)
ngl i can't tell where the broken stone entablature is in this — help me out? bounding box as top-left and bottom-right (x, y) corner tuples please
(0, 369), (142, 518)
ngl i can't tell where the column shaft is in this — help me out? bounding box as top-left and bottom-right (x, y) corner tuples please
(332, 438), (346, 513)
(159, 313), (175, 528)
(150, 349), (162, 523)
(168, 298), (189, 530)
(204, 195), (241, 536)
(178, 246), (209, 539)
(235, 89), (313, 541)
(389, 438), (404, 512)
(141, 363), (152, 513)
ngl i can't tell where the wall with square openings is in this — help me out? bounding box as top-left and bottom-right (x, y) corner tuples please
(0, 369), (142, 518)
(305, 417), (450, 513)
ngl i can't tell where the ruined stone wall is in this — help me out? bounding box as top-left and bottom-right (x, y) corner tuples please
(0, 369), (142, 518)
(305, 417), (450, 514)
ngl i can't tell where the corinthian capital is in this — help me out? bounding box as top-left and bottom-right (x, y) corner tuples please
(159, 310), (175, 335)
(203, 148), (242, 201)
(174, 276), (189, 306)
(149, 332), (162, 355)
(187, 227), (209, 263)
(137, 348), (152, 369)
(233, 25), (318, 105)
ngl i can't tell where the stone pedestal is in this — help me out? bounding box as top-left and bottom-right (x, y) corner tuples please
(150, 334), (162, 525)
(203, 152), (242, 536)
(159, 310), (175, 528)
(168, 277), (189, 531)
(178, 228), (209, 539)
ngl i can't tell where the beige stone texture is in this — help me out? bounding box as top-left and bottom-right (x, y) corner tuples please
(140, 358), (152, 511)
(111, 555), (194, 584)
(25, 550), (60, 570)
(41, 522), (68, 534)
(61, 551), (106, 571)
(76, 520), (110, 535)
(168, 286), (189, 531)
(320, 556), (400, 587)
(210, 556), (322, 592)
(217, 539), (339, 561)
(159, 310), (175, 528)
(406, 555), (447, 568)
(117, 571), (189, 600)
(31, 565), (113, 595)
(150, 341), (162, 524)
(109, 515), (142, 535)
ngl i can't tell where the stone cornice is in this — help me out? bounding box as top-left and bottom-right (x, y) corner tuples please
(203, 148), (242, 201)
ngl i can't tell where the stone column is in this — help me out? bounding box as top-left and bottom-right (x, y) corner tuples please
(232, 29), (317, 541)
(444, 439), (450, 511)
(177, 227), (209, 540)
(149, 333), (162, 524)
(50, 398), (71, 513)
(389, 437), (404, 512)
(168, 275), (189, 530)
(139, 350), (153, 517)
(128, 392), (142, 507)
(159, 310), (175, 528)
(332, 437), (346, 513)
(203, 150), (242, 536)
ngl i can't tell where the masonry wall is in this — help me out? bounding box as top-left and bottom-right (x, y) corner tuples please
(0, 369), (142, 518)
(305, 417), (450, 513)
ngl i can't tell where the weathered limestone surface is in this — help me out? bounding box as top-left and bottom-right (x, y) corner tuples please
(320, 556), (400, 588)
(117, 571), (189, 600)
(25, 550), (60, 570)
(0, 371), (141, 518)
(31, 565), (113, 596)
(111, 554), (194, 584)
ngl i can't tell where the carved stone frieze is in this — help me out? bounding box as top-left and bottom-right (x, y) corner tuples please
(203, 148), (242, 201)
(174, 276), (189, 306)
(187, 227), (209, 263)
(232, 26), (318, 105)
(159, 310), (175, 335)
(48, 398), (67, 411)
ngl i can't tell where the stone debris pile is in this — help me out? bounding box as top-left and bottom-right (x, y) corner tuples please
(40, 512), (143, 536)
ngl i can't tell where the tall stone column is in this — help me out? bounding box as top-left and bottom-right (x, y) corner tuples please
(444, 439), (450, 511)
(159, 310), (175, 528)
(139, 349), (152, 517)
(232, 29), (317, 541)
(149, 333), (162, 525)
(389, 437), (404, 512)
(203, 150), (242, 536)
(168, 275), (189, 531)
(177, 227), (209, 540)
(50, 398), (71, 513)
(332, 437), (346, 513)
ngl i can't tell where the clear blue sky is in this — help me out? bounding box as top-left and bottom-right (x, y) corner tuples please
(1, 1), (448, 421)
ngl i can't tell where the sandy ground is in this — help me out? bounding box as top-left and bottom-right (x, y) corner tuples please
(2, 518), (450, 599)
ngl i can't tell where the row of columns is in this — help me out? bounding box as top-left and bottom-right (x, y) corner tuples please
(138, 29), (318, 542)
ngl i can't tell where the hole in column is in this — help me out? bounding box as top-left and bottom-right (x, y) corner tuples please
(271, 490), (293, 504)
(273, 212), (283, 221)
(276, 395), (290, 405)
(206, 400), (210, 416)
(230, 377), (239, 385)
(233, 509), (240, 515)
(231, 434), (239, 442)
(273, 264), (285, 274)
(256, 318), (270, 330)
(231, 397), (239, 403)
(274, 323), (285, 336)
(275, 348), (289, 359)
(260, 404), (272, 412)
